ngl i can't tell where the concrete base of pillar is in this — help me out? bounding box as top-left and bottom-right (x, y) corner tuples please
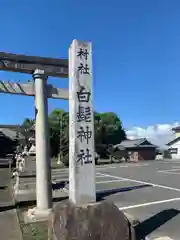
(24, 207), (52, 223)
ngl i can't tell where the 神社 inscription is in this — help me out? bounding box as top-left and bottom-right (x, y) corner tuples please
(75, 47), (93, 166)
(69, 40), (96, 204)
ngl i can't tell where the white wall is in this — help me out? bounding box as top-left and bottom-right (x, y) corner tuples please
(169, 140), (180, 159)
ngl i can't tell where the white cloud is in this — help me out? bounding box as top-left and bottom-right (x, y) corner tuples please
(126, 122), (180, 148)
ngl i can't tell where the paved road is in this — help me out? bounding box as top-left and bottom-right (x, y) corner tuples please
(16, 159), (180, 239)
(96, 160), (180, 239)
(53, 160), (180, 239)
(0, 167), (23, 240)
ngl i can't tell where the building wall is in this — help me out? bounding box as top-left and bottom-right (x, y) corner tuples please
(175, 132), (180, 138)
(0, 137), (16, 157)
(168, 140), (180, 159)
(138, 148), (156, 160)
(127, 148), (156, 160)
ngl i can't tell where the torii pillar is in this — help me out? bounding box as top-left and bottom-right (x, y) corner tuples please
(34, 69), (52, 210)
(26, 69), (52, 220)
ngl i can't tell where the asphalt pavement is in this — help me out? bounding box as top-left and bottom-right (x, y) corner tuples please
(95, 160), (180, 240)
(14, 159), (180, 239)
(0, 166), (23, 240)
(51, 160), (180, 239)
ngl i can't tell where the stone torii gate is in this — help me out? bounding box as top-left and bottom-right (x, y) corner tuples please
(0, 39), (96, 220)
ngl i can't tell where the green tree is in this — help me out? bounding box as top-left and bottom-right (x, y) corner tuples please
(48, 109), (69, 158)
(21, 118), (35, 146)
(21, 109), (126, 164)
(94, 112), (126, 157)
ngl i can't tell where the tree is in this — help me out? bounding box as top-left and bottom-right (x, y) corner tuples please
(48, 110), (126, 160)
(21, 109), (126, 164)
(94, 112), (126, 157)
(21, 118), (35, 147)
(48, 109), (69, 158)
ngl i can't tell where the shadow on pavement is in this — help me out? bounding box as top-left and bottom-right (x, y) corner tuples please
(51, 181), (153, 200)
(0, 205), (15, 212)
(0, 186), (8, 190)
(0, 165), (10, 168)
(135, 208), (180, 239)
(0, 196), (69, 212)
(19, 174), (36, 178)
(0, 187), (179, 239)
(52, 181), (68, 190)
(96, 184), (152, 201)
(0, 183), (152, 211)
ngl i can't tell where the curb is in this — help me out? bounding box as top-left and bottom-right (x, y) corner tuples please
(123, 211), (150, 240)
(123, 211), (140, 226)
(123, 212), (174, 240)
(123, 211), (140, 240)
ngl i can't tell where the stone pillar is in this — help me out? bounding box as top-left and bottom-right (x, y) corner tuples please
(69, 40), (96, 204)
(33, 69), (52, 211)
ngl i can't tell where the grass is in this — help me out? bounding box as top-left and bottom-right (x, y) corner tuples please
(17, 207), (50, 240)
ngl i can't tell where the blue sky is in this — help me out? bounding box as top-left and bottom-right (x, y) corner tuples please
(1, 0), (180, 130)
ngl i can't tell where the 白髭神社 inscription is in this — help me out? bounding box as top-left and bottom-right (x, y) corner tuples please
(69, 40), (96, 204)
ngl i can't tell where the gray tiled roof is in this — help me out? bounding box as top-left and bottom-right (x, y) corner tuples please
(167, 136), (180, 146)
(0, 128), (25, 140)
(114, 138), (157, 149)
(172, 126), (180, 131)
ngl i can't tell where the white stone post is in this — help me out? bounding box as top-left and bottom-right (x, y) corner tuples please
(69, 40), (96, 204)
(33, 69), (52, 211)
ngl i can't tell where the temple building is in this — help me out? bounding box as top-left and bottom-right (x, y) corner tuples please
(0, 125), (25, 157)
